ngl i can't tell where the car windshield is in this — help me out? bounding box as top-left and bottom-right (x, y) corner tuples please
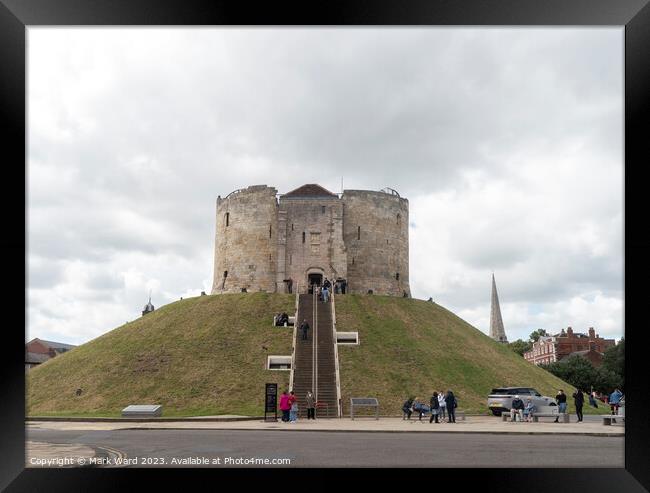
(491, 388), (518, 395)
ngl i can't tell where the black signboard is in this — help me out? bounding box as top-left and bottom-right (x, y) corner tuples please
(264, 383), (278, 422)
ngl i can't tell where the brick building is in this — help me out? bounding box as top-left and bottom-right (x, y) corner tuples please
(523, 327), (615, 366)
(25, 338), (76, 372)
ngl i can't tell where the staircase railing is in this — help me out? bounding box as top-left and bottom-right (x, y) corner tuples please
(289, 283), (299, 392)
(312, 288), (318, 402)
(331, 291), (342, 417)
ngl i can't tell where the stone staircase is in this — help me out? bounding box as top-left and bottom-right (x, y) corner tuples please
(292, 293), (339, 418)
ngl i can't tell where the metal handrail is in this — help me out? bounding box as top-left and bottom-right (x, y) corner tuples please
(331, 290), (342, 418)
(312, 288), (318, 401)
(289, 282), (299, 392)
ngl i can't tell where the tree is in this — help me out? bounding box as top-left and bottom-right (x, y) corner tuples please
(593, 367), (621, 394)
(539, 355), (599, 392)
(602, 338), (624, 391)
(508, 339), (532, 356)
(529, 329), (548, 343)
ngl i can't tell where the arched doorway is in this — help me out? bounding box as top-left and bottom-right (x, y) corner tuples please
(306, 267), (324, 294)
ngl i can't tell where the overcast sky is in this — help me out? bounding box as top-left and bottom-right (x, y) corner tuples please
(27, 28), (623, 346)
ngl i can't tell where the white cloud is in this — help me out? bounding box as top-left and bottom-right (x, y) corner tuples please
(27, 27), (623, 345)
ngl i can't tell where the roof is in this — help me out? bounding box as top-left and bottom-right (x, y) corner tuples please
(25, 352), (52, 363)
(31, 339), (77, 351)
(281, 184), (337, 199)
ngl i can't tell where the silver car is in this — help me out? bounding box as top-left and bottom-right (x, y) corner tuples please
(487, 387), (557, 416)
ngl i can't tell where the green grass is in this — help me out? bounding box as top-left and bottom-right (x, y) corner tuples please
(27, 293), (295, 417)
(27, 293), (608, 418)
(335, 295), (610, 416)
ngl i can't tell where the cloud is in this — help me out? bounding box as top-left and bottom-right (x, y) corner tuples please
(27, 27), (623, 345)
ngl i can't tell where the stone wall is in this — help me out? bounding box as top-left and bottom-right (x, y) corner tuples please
(211, 185), (278, 294)
(278, 197), (347, 293)
(341, 190), (410, 296)
(211, 185), (410, 297)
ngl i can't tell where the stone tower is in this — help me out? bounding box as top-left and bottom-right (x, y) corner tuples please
(489, 273), (508, 343)
(211, 184), (410, 297)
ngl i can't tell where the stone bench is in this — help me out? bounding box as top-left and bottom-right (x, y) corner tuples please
(502, 408), (568, 423)
(603, 409), (625, 425)
(532, 412), (569, 423)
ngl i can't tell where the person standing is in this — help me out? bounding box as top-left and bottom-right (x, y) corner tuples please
(300, 319), (310, 341)
(438, 391), (447, 422)
(279, 390), (291, 422)
(306, 391), (316, 420)
(289, 391), (298, 423)
(429, 391), (440, 423)
(554, 389), (567, 422)
(609, 388), (623, 422)
(322, 286), (329, 303)
(573, 388), (585, 422)
(445, 390), (457, 423)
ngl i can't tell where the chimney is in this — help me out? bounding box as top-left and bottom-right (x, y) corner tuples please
(567, 326), (573, 336)
(588, 327), (595, 338)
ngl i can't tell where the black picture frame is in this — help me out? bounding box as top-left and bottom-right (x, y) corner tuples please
(2, 0), (648, 490)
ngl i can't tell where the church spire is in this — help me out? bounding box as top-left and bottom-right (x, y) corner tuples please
(142, 290), (155, 317)
(490, 273), (508, 343)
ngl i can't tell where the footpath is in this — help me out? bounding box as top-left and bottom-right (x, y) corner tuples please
(27, 415), (624, 437)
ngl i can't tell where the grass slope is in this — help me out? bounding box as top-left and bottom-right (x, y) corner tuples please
(28, 293), (607, 418)
(335, 295), (607, 416)
(27, 293), (295, 417)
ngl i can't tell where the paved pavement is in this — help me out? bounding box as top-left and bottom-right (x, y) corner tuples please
(25, 428), (624, 468)
(26, 415), (625, 436)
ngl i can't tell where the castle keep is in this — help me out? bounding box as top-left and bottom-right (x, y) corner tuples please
(211, 184), (410, 296)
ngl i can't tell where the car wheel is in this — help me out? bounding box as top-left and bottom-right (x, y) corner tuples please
(549, 402), (557, 406)
(491, 410), (502, 417)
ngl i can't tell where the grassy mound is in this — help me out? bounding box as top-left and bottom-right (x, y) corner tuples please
(27, 293), (607, 417)
(27, 293), (295, 417)
(335, 295), (607, 416)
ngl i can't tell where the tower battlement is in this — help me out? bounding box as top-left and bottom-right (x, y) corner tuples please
(211, 184), (410, 296)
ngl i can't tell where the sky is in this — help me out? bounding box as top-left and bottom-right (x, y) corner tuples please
(27, 28), (624, 346)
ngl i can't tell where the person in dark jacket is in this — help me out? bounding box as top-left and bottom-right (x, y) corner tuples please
(429, 392), (440, 423)
(554, 389), (567, 423)
(305, 390), (316, 420)
(573, 388), (585, 422)
(510, 395), (525, 422)
(445, 390), (457, 423)
(300, 319), (310, 340)
(402, 397), (414, 420)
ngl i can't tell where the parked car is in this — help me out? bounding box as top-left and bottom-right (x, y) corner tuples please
(487, 387), (556, 416)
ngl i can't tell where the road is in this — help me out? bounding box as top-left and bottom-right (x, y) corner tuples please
(26, 428), (624, 468)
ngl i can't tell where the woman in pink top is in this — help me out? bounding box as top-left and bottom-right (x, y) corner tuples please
(279, 390), (291, 422)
